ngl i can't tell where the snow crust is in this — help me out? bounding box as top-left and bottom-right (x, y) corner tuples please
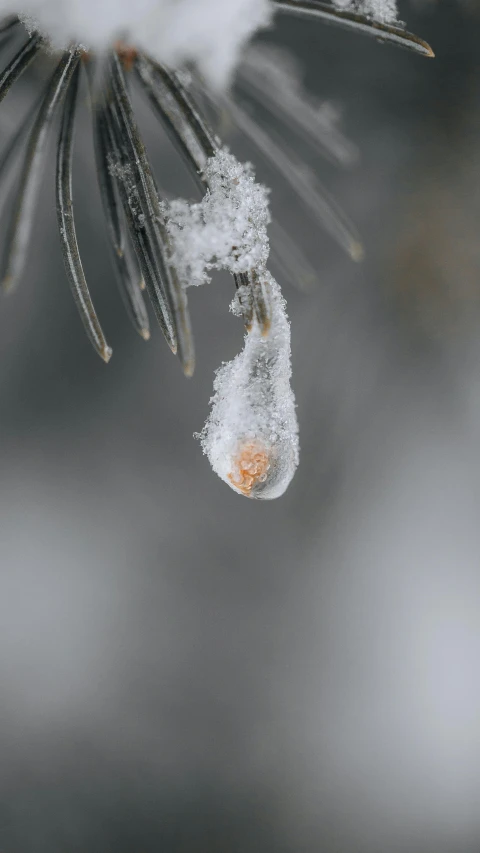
(6, 0), (271, 87)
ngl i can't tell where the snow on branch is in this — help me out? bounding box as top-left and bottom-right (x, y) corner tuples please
(6, 0), (272, 87)
(161, 148), (271, 287)
(332, 0), (398, 25)
(162, 147), (299, 499)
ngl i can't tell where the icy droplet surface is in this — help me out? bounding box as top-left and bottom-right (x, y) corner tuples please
(198, 274), (299, 499)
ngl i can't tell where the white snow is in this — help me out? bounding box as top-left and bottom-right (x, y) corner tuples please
(161, 148), (271, 287)
(161, 147), (299, 498)
(333, 0), (398, 24)
(6, 0), (272, 88)
(197, 274), (299, 500)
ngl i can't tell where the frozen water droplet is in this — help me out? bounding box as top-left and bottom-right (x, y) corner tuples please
(198, 274), (299, 499)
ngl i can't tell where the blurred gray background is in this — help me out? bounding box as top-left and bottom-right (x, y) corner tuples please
(0, 2), (480, 851)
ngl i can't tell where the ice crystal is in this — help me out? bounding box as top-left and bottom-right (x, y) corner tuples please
(333, 0), (398, 24)
(162, 148), (271, 287)
(198, 274), (299, 500)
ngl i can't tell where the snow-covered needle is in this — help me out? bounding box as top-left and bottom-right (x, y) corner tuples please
(273, 0), (434, 58)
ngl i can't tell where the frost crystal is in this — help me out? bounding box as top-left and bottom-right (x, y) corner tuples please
(4, 0), (272, 87)
(162, 149), (271, 287)
(198, 275), (299, 500)
(333, 0), (398, 24)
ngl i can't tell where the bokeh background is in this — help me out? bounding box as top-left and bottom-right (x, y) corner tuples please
(0, 2), (479, 851)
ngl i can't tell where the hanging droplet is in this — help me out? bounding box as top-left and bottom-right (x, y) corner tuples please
(198, 274), (299, 499)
